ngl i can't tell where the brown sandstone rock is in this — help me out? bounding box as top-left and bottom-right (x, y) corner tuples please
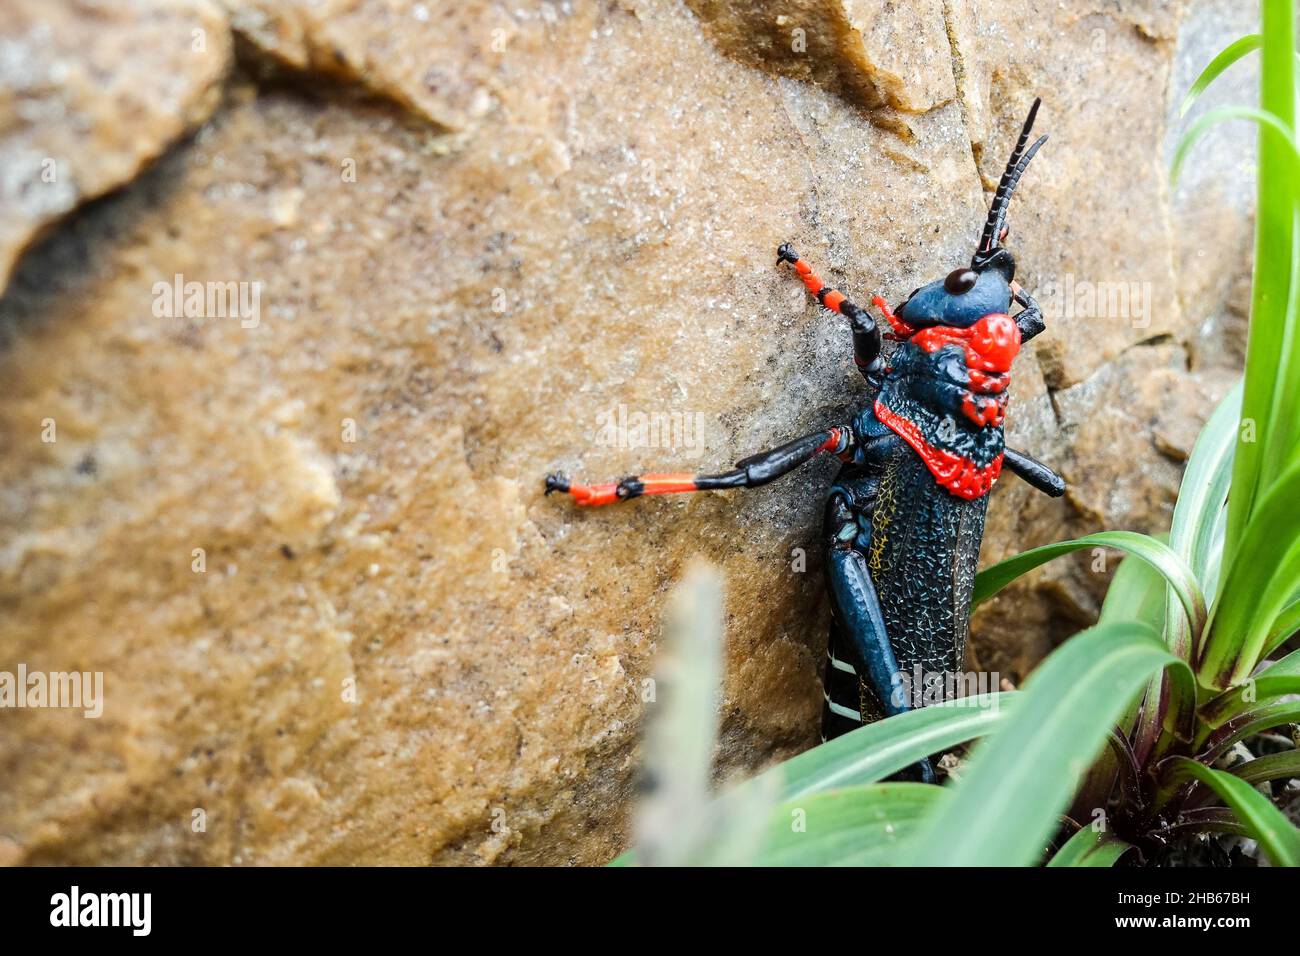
(0, 0), (232, 291)
(0, 0), (1253, 865)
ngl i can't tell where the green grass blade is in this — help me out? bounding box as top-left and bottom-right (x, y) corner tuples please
(1097, 553), (1169, 749)
(1168, 381), (1242, 583)
(1259, 644), (1300, 677)
(1099, 550), (1170, 630)
(1229, 750), (1300, 788)
(1201, 459), (1300, 685)
(1240, 539), (1300, 676)
(1262, 207), (1300, 496)
(1164, 757), (1300, 866)
(1179, 35), (1263, 118)
(1172, 105), (1300, 186)
(1225, 0), (1298, 566)
(1047, 826), (1133, 867)
(1200, 492), (1231, 606)
(973, 531), (1205, 641)
(1201, 674), (1300, 727)
(1201, 699), (1300, 759)
(1200, 645), (1300, 727)
(1096, 548), (1179, 776)
(754, 784), (944, 866)
(731, 693), (1012, 804)
(1254, 0), (1300, 497)
(1264, 594), (1300, 656)
(905, 622), (1185, 866)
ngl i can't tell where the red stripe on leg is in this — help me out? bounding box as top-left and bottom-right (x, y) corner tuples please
(871, 295), (916, 337)
(567, 482), (620, 506)
(793, 259), (824, 296)
(816, 427), (844, 454)
(636, 474), (700, 495)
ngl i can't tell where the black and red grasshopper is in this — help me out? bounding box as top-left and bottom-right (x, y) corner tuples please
(545, 100), (1065, 782)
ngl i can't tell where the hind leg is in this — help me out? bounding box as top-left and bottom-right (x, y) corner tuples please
(825, 495), (907, 717)
(824, 492), (935, 783)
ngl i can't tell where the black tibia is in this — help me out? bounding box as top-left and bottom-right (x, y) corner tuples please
(1002, 446), (1066, 497)
(850, 314), (885, 389)
(1012, 285), (1046, 342)
(697, 427), (850, 490)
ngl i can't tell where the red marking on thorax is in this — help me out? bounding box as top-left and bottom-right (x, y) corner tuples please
(909, 312), (1021, 373)
(874, 400), (1003, 500)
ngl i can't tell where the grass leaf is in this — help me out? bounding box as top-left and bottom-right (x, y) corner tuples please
(905, 621), (1185, 866)
(973, 531), (1205, 641)
(1164, 757), (1300, 866)
(1201, 459), (1300, 685)
(1168, 381), (1242, 585)
(1047, 826), (1133, 867)
(732, 693), (1012, 804)
(1224, 0), (1298, 567)
(1179, 35), (1263, 117)
(1229, 749), (1300, 788)
(754, 784), (944, 866)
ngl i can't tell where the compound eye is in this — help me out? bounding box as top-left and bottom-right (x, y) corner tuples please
(944, 268), (978, 295)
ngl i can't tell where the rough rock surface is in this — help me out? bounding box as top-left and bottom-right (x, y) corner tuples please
(0, 0), (1255, 864)
(0, 0), (232, 291)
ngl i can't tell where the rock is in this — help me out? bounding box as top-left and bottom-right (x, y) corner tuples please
(0, 0), (232, 292)
(685, 0), (956, 123)
(0, 0), (1254, 864)
(218, 0), (568, 132)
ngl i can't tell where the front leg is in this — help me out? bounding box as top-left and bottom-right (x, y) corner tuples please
(1011, 282), (1045, 342)
(544, 426), (852, 506)
(777, 243), (887, 388)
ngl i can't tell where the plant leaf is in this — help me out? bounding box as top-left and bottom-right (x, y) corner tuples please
(1264, 594), (1300, 656)
(731, 693), (1012, 805)
(1230, 749), (1300, 788)
(1047, 826), (1133, 867)
(1096, 552), (1169, 773)
(1200, 645), (1300, 727)
(1179, 35), (1263, 117)
(754, 784), (944, 866)
(1163, 757), (1300, 866)
(1169, 807), (1252, 839)
(1201, 699), (1300, 759)
(1224, 0), (1299, 569)
(1099, 549), (1170, 630)
(905, 621), (1186, 866)
(973, 531), (1205, 641)
(1168, 381), (1242, 586)
(1172, 105), (1300, 186)
(1201, 459), (1300, 686)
